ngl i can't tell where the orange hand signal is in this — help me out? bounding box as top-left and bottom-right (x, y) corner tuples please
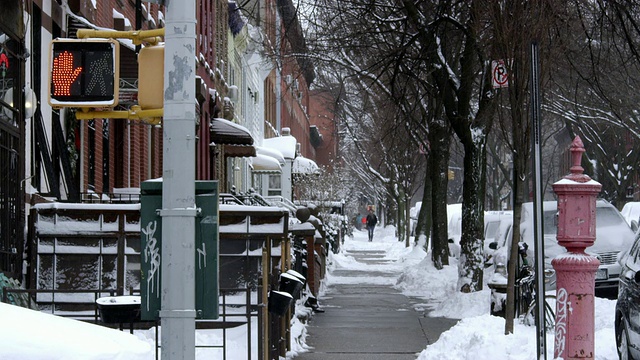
(52, 51), (83, 96)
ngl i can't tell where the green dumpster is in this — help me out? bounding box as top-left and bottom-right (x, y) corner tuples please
(140, 180), (219, 320)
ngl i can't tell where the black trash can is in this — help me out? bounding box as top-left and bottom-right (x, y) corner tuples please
(268, 290), (293, 316)
(96, 295), (141, 324)
(279, 273), (304, 298)
(286, 269), (306, 286)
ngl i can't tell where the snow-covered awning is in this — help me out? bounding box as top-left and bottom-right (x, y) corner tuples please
(263, 135), (297, 160)
(256, 146), (285, 165)
(250, 154), (282, 173)
(210, 118), (254, 146)
(293, 155), (319, 175)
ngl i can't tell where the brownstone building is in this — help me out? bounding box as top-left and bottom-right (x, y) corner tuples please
(309, 89), (340, 172)
(1, 0), (341, 280)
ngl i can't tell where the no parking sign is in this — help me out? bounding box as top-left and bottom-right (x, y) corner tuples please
(492, 59), (509, 88)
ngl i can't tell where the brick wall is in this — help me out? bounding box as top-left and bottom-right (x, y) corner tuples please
(308, 89), (339, 172)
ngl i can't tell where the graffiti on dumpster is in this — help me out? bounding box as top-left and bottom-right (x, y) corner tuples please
(197, 242), (207, 270)
(143, 220), (160, 311)
(554, 287), (570, 357)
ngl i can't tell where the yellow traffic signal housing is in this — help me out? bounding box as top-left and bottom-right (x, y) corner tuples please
(48, 38), (120, 108)
(138, 45), (164, 110)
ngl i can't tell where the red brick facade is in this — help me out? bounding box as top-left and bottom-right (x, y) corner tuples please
(309, 89), (340, 172)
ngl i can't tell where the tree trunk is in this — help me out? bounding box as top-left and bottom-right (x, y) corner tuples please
(457, 137), (487, 293)
(397, 186), (406, 244)
(430, 120), (451, 269)
(504, 149), (525, 334)
(415, 154), (432, 249)
(405, 190), (412, 247)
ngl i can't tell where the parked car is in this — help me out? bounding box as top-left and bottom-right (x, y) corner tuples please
(447, 206), (512, 260)
(484, 211), (513, 250)
(484, 216), (513, 268)
(519, 200), (635, 292)
(615, 232), (640, 359)
(621, 201), (640, 232)
(447, 204), (462, 258)
(410, 201), (422, 236)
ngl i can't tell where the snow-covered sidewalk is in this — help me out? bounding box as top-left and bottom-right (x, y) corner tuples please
(330, 226), (619, 359)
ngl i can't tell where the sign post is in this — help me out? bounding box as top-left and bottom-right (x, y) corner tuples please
(530, 41), (547, 360)
(160, 0), (197, 358)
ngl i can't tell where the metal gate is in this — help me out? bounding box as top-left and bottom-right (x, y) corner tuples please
(0, 24), (25, 279)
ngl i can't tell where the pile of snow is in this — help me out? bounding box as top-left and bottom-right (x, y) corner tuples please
(0, 302), (151, 359)
(328, 225), (620, 360)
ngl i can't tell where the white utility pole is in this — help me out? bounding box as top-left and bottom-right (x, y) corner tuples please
(161, 0), (197, 358)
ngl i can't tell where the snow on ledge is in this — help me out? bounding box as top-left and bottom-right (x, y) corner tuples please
(33, 203), (141, 211)
(553, 178), (601, 186)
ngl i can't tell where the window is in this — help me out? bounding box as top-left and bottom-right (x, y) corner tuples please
(268, 174), (281, 196)
(0, 29), (19, 128)
(629, 237), (640, 266)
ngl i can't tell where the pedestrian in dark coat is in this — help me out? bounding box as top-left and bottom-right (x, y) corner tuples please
(366, 209), (378, 241)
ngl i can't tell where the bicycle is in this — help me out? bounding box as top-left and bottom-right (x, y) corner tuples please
(515, 243), (556, 331)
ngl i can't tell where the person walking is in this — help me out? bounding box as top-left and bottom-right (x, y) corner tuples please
(366, 208), (378, 242)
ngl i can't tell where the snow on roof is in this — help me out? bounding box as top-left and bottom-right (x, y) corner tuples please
(292, 155), (319, 175)
(64, 10), (135, 51)
(263, 135), (297, 159)
(211, 117), (252, 135)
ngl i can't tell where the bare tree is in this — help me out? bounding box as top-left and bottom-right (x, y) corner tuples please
(550, 0), (640, 207)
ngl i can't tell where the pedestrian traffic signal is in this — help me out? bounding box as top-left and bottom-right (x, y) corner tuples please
(48, 38), (120, 108)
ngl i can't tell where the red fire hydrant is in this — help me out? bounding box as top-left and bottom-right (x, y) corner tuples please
(551, 136), (601, 359)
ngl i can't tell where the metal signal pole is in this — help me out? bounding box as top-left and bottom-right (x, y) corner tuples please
(530, 41), (547, 360)
(161, 0), (197, 358)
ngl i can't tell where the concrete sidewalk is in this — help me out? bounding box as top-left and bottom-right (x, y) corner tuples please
(293, 249), (458, 360)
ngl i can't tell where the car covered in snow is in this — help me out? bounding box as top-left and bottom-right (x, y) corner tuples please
(615, 231), (640, 359)
(519, 200), (635, 291)
(484, 211), (513, 250)
(447, 204), (462, 258)
(484, 216), (513, 268)
(447, 206), (512, 260)
(410, 201), (422, 236)
(621, 201), (640, 232)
